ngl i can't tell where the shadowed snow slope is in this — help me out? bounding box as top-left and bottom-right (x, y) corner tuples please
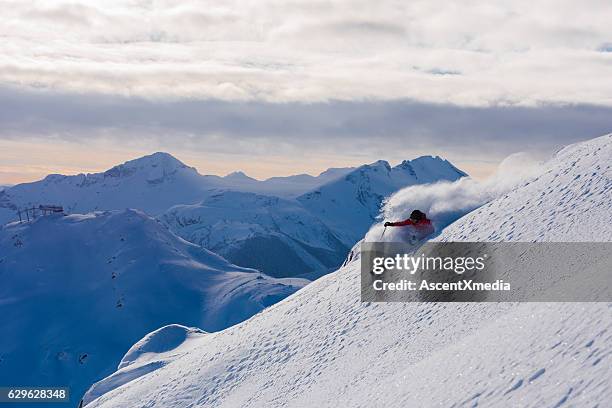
(84, 135), (611, 407)
(0, 209), (305, 406)
(161, 191), (349, 278)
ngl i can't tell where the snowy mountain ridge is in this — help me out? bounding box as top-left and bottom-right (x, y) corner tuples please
(83, 134), (612, 408)
(0, 153), (450, 227)
(0, 152), (316, 225)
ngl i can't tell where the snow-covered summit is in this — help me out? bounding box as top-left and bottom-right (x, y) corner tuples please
(395, 155), (467, 181)
(224, 171), (257, 182)
(84, 134), (611, 408)
(0, 153), (212, 223)
(103, 152), (196, 181)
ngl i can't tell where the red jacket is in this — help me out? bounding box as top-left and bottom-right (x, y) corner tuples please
(387, 217), (434, 238)
(387, 218), (432, 227)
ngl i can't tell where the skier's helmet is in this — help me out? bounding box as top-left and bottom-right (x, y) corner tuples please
(410, 210), (426, 221)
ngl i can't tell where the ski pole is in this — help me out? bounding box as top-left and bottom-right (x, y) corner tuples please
(380, 226), (387, 240)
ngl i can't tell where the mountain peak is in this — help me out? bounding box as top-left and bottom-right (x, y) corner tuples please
(362, 160), (391, 173)
(317, 167), (354, 178)
(104, 152), (196, 180)
(396, 156), (468, 178)
(125, 152), (189, 169)
(224, 171), (257, 182)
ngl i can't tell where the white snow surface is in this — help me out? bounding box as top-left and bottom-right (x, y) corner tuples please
(0, 209), (306, 405)
(84, 135), (612, 407)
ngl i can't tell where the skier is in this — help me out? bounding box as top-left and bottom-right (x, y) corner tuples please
(384, 210), (434, 241)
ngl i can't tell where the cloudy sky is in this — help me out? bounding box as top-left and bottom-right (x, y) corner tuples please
(1, 0), (611, 183)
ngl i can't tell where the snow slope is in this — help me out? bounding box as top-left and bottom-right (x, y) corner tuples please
(0, 209), (305, 406)
(436, 135), (611, 242)
(161, 191), (349, 278)
(83, 134), (611, 408)
(298, 156), (466, 244)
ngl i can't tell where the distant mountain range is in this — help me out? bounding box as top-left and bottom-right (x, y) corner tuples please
(0, 152), (466, 277)
(0, 152), (353, 225)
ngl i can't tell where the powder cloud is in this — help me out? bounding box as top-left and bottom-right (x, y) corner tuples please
(366, 152), (543, 242)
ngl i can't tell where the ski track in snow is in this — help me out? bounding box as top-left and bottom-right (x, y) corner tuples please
(86, 135), (612, 407)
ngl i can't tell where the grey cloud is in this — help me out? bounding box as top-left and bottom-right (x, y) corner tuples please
(0, 87), (610, 162)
